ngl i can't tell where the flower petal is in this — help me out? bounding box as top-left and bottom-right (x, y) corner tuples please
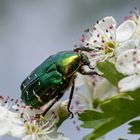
(22, 135), (31, 140)
(95, 16), (116, 34)
(116, 20), (136, 42)
(93, 16), (117, 41)
(118, 74), (140, 92)
(86, 16), (117, 47)
(9, 125), (25, 138)
(0, 106), (8, 118)
(115, 40), (137, 57)
(94, 79), (117, 99)
(75, 73), (85, 87)
(0, 119), (12, 136)
(48, 132), (70, 140)
(116, 49), (140, 75)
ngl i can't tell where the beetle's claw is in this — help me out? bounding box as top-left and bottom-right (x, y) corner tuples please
(94, 72), (101, 77)
(69, 111), (74, 119)
(67, 108), (74, 119)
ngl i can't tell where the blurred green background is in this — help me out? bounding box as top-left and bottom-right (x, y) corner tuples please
(0, 0), (140, 140)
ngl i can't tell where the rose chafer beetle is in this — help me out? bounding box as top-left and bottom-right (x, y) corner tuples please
(21, 47), (98, 117)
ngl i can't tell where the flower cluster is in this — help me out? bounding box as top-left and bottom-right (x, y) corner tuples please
(0, 96), (70, 140)
(79, 16), (136, 66)
(73, 74), (118, 113)
(115, 9), (140, 92)
(74, 10), (140, 112)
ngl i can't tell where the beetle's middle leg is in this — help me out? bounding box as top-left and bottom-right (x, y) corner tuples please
(67, 80), (75, 119)
(42, 94), (63, 116)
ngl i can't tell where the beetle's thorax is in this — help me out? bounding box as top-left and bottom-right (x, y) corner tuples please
(54, 51), (82, 78)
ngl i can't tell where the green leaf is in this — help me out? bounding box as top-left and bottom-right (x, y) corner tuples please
(97, 61), (124, 86)
(79, 110), (113, 129)
(79, 110), (109, 121)
(128, 88), (140, 101)
(83, 133), (104, 140)
(79, 90), (140, 140)
(81, 117), (113, 129)
(128, 120), (140, 134)
(78, 61), (140, 140)
(83, 132), (94, 140)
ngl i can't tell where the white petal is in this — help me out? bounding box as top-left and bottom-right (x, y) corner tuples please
(9, 125), (25, 138)
(75, 73), (85, 87)
(116, 49), (140, 75)
(48, 132), (70, 140)
(118, 75), (140, 92)
(23, 134), (46, 140)
(103, 16), (117, 27)
(32, 134), (38, 140)
(95, 16), (116, 33)
(115, 40), (137, 57)
(94, 16), (117, 40)
(94, 79), (117, 99)
(0, 107), (8, 118)
(138, 40), (140, 47)
(116, 20), (136, 42)
(22, 135), (31, 140)
(101, 16), (117, 40)
(87, 16), (117, 47)
(0, 119), (11, 136)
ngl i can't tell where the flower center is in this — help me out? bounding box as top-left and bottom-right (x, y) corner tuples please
(25, 123), (39, 134)
(104, 41), (116, 54)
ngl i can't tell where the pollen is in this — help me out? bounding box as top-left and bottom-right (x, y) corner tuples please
(25, 123), (40, 135)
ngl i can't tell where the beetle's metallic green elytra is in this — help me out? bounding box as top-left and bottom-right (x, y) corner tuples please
(21, 50), (91, 110)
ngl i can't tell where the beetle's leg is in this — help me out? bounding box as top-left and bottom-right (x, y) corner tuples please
(42, 95), (62, 116)
(79, 67), (100, 76)
(67, 81), (75, 119)
(88, 65), (95, 70)
(81, 71), (100, 76)
(74, 47), (93, 52)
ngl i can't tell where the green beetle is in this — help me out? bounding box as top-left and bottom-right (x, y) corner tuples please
(21, 48), (98, 117)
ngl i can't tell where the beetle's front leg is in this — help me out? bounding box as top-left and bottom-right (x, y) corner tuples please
(79, 67), (100, 76)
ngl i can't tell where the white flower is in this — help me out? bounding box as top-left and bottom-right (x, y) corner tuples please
(0, 96), (24, 137)
(14, 100), (70, 140)
(74, 75), (118, 112)
(0, 96), (70, 140)
(81, 16), (136, 64)
(116, 40), (140, 92)
(126, 9), (140, 41)
(124, 9), (140, 46)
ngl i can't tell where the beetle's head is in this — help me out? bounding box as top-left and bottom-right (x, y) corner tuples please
(80, 53), (90, 66)
(74, 46), (95, 69)
(74, 47), (91, 65)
